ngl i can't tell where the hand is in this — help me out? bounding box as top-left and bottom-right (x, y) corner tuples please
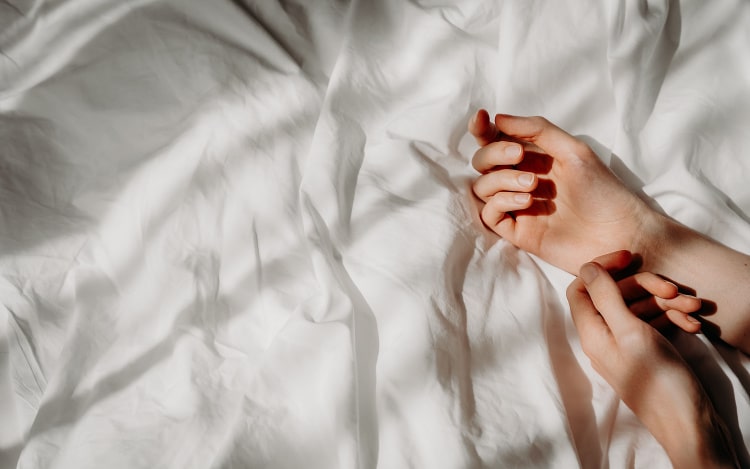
(567, 260), (738, 468)
(469, 109), (657, 274)
(469, 109), (750, 353)
(593, 250), (702, 334)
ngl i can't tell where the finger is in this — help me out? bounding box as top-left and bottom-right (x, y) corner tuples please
(629, 294), (702, 319)
(648, 311), (701, 334)
(591, 250), (633, 274)
(579, 262), (637, 334)
(480, 192), (532, 227)
(665, 310), (702, 334)
(472, 170), (538, 202)
(566, 278), (613, 349)
(469, 109), (498, 147)
(494, 114), (593, 162)
(618, 272), (678, 302)
(659, 294), (702, 313)
(648, 313), (674, 333)
(631, 298), (665, 322)
(484, 192), (534, 215)
(471, 141), (524, 173)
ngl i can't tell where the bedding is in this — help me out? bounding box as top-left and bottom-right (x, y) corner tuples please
(1, 0), (749, 467)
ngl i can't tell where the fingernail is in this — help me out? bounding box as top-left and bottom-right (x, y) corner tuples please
(580, 263), (599, 284)
(518, 173), (534, 187)
(504, 145), (521, 158)
(513, 193), (531, 204)
(687, 315), (701, 324)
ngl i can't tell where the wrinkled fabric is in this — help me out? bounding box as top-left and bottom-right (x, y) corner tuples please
(1, 0), (749, 468)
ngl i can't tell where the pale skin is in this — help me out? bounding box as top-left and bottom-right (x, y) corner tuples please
(577, 249), (701, 333)
(468, 110), (750, 465)
(468, 109), (750, 352)
(568, 257), (738, 468)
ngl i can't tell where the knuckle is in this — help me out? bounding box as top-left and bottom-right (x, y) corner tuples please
(527, 115), (550, 134)
(529, 115), (548, 127)
(471, 152), (482, 170)
(489, 192), (507, 209)
(481, 199), (505, 226)
(479, 207), (490, 225)
(471, 179), (483, 197)
(480, 200), (495, 219)
(487, 141), (508, 161)
(565, 280), (580, 300)
(475, 174), (504, 200)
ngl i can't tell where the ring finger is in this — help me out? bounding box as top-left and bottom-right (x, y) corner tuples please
(473, 169), (538, 202)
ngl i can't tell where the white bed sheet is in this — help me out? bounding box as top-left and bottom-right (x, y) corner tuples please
(1, 0), (749, 468)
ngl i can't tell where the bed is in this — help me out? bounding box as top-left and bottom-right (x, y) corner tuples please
(1, 0), (749, 467)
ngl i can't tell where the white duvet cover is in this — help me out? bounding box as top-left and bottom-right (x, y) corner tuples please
(1, 0), (749, 468)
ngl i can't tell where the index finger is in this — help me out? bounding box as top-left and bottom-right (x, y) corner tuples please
(579, 262), (639, 335)
(469, 109), (498, 147)
(494, 114), (592, 162)
(471, 141), (524, 173)
(566, 278), (612, 344)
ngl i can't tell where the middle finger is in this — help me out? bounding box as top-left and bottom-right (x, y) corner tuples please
(472, 141), (524, 173)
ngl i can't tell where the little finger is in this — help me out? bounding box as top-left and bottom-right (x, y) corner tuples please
(480, 192), (533, 227)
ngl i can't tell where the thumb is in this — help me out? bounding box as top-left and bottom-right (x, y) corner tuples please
(580, 262), (637, 334)
(494, 114), (590, 161)
(591, 250), (633, 275)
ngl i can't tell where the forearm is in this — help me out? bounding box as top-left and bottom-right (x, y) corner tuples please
(658, 392), (738, 469)
(637, 213), (750, 353)
(569, 255), (740, 467)
(624, 368), (738, 468)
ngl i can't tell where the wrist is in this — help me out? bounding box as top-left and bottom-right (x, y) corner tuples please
(630, 209), (673, 272)
(630, 210), (750, 351)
